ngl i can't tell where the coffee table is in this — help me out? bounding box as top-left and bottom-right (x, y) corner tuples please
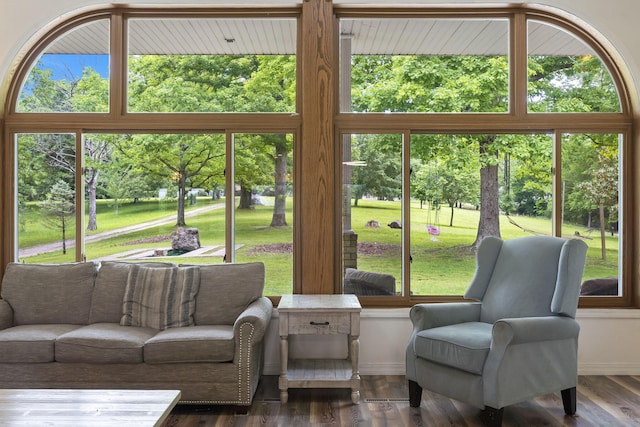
(0, 389), (181, 426)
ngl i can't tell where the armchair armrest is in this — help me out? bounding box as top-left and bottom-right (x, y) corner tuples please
(484, 315), (581, 409)
(233, 296), (273, 358)
(0, 300), (13, 330)
(493, 316), (580, 346)
(410, 302), (482, 331)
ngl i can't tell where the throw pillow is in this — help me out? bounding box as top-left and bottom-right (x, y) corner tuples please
(121, 265), (200, 330)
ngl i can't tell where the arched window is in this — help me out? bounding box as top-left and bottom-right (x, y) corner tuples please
(335, 9), (631, 307)
(2, 4), (634, 307)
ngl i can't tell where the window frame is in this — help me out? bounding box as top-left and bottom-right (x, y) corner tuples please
(334, 7), (634, 308)
(2, 4), (636, 308)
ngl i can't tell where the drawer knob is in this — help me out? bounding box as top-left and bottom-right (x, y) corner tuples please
(310, 321), (330, 326)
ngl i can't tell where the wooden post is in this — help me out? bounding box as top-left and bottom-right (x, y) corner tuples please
(299, 0), (335, 294)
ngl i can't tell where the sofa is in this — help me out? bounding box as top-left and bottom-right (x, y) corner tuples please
(0, 260), (272, 407)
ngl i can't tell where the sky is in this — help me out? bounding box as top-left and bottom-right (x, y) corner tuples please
(39, 54), (110, 80)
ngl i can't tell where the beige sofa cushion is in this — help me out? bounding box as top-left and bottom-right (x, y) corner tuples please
(90, 261), (175, 324)
(192, 262), (265, 325)
(0, 324), (81, 363)
(1, 262), (96, 325)
(55, 323), (157, 364)
(121, 265), (200, 330)
(144, 325), (234, 363)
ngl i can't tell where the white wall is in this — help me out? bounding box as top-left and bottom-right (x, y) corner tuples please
(261, 308), (640, 376)
(2, 0), (640, 375)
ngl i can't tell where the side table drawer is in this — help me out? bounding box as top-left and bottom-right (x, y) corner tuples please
(288, 313), (351, 334)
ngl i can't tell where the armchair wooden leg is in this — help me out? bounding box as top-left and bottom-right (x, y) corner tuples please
(481, 406), (504, 427)
(408, 380), (422, 407)
(561, 387), (577, 415)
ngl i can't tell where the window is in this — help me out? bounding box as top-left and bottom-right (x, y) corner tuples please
(527, 20), (620, 113)
(9, 11), (298, 296)
(17, 19), (110, 113)
(337, 11), (630, 306)
(3, 5), (634, 307)
(127, 17), (296, 113)
(340, 17), (509, 113)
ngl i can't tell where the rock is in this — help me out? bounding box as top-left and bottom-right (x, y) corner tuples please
(171, 227), (201, 252)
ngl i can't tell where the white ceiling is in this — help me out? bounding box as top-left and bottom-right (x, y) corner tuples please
(47, 16), (594, 56)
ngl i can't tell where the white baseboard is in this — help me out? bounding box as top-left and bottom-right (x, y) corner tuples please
(264, 362), (405, 376)
(578, 363), (640, 375)
(266, 362), (640, 376)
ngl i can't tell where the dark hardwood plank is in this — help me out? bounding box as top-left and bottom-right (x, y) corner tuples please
(162, 375), (640, 426)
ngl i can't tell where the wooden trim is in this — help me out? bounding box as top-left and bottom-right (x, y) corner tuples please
(298, 0), (335, 294)
(0, 118), (6, 272)
(402, 130), (411, 298)
(512, 12), (527, 118)
(111, 13), (124, 117)
(76, 132), (84, 262)
(335, 113), (631, 133)
(225, 131), (234, 264)
(553, 131), (562, 237)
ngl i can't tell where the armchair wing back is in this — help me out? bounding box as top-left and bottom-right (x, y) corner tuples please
(465, 236), (587, 323)
(406, 235), (588, 426)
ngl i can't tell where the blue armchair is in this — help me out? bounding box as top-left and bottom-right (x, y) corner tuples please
(406, 236), (588, 426)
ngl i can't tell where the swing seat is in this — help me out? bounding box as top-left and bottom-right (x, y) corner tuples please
(427, 225), (440, 236)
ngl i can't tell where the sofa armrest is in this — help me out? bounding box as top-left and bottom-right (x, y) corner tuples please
(232, 296), (273, 362)
(0, 300), (14, 330)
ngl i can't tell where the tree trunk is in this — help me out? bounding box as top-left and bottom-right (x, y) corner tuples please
(176, 174), (187, 227)
(271, 137), (288, 227)
(599, 203), (607, 260)
(238, 184), (253, 209)
(86, 168), (98, 231)
(473, 136), (501, 247)
(61, 214), (67, 255)
(450, 203), (454, 227)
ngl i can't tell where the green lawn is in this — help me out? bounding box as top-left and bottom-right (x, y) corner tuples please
(19, 197), (618, 296)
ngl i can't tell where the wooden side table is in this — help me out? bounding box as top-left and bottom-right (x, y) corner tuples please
(278, 294), (362, 404)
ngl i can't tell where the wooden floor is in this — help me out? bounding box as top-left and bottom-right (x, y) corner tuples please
(162, 375), (640, 426)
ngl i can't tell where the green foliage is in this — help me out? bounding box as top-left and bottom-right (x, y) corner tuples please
(528, 55), (619, 112)
(128, 54), (295, 112)
(39, 180), (75, 254)
(352, 55), (509, 113)
(349, 135), (402, 204)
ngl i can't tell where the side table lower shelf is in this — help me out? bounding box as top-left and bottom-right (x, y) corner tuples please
(279, 359), (360, 402)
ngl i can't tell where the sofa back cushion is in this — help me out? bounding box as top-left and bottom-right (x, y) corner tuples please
(193, 262), (265, 325)
(1, 262), (96, 325)
(89, 261), (175, 324)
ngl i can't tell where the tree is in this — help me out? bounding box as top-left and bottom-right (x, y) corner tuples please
(242, 56), (296, 226)
(127, 54), (295, 226)
(269, 134), (290, 227)
(352, 55), (510, 246)
(39, 180), (75, 254)
(350, 135), (402, 205)
(351, 52), (619, 246)
(116, 134), (225, 227)
(440, 163), (478, 227)
(577, 150), (618, 260)
(18, 66), (109, 231)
